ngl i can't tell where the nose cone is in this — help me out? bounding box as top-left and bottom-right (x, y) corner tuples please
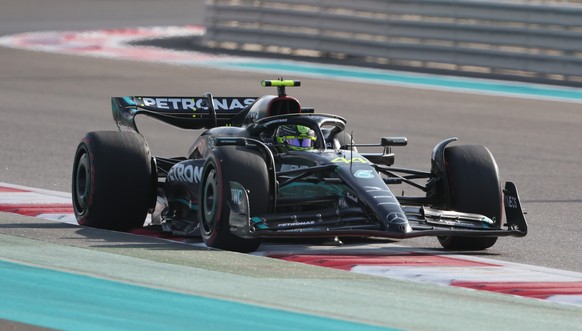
(385, 212), (412, 233)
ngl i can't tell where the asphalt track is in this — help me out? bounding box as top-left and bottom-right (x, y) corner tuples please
(1, 1), (582, 329)
(3, 210), (582, 331)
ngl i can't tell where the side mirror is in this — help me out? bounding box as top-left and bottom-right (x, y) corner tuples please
(381, 137), (407, 147)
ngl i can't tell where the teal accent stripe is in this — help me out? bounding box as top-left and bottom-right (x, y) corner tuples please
(122, 96), (136, 106)
(251, 217), (269, 229)
(0, 260), (399, 331)
(169, 198), (199, 211)
(214, 60), (582, 103)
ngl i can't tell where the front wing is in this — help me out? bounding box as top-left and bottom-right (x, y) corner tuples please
(228, 182), (527, 240)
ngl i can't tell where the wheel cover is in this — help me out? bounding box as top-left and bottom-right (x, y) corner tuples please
(73, 148), (91, 214)
(201, 168), (219, 233)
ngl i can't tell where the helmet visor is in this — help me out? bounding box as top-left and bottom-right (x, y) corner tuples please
(284, 137), (314, 148)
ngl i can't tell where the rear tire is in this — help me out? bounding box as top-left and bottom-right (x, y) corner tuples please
(438, 145), (502, 250)
(72, 131), (153, 231)
(199, 146), (268, 252)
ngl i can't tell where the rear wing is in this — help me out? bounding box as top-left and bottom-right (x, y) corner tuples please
(112, 80), (306, 132)
(112, 96), (257, 132)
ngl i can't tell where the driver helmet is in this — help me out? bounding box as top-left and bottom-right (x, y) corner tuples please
(275, 125), (316, 151)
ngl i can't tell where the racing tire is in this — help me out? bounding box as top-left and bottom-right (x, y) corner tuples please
(438, 145), (502, 250)
(199, 145), (267, 252)
(72, 131), (154, 231)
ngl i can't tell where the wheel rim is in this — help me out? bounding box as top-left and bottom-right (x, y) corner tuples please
(202, 168), (218, 233)
(73, 148), (91, 213)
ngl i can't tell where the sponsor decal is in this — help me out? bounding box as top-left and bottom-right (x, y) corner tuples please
(140, 97), (196, 110)
(377, 202), (399, 206)
(353, 169), (374, 179)
(277, 220), (315, 228)
(263, 118), (289, 126)
(364, 186), (391, 193)
(346, 192), (358, 203)
(213, 98), (254, 110)
(280, 164), (309, 171)
(168, 164), (203, 183)
(231, 188), (245, 206)
(387, 212), (407, 223)
(373, 195), (395, 199)
(215, 138), (239, 145)
(136, 97), (255, 111)
(505, 195), (518, 209)
(331, 157), (369, 164)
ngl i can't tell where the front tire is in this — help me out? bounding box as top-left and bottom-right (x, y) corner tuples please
(438, 145), (502, 250)
(199, 145), (268, 252)
(72, 131), (154, 231)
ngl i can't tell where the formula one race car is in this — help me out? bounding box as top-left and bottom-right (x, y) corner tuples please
(72, 79), (527, 252)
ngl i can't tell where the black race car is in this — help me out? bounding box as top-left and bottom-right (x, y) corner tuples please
(72, 80), (527, 252)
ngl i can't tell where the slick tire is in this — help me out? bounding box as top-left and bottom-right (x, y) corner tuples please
(72, 131), (154, 231)
(438, 145), (502, 250)
(199, 145), (267, 252)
